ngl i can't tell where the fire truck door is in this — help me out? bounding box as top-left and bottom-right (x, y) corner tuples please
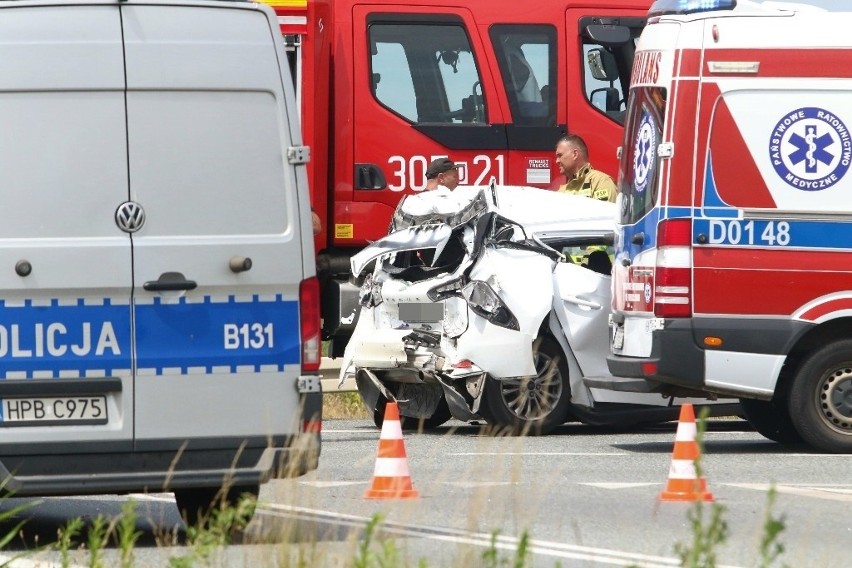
(566, 8), (647, 182)
(349, 7), (509, 244)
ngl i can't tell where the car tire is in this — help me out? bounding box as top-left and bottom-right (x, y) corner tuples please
(175, 484), (259, 528)
(787, 340), (852, 453)
(373, 395), (453, 431)
(481, 335), (571, 436)
(739, 397), (802, 445)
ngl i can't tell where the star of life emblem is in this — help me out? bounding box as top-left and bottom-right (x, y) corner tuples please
(633, 110), (657, 194)
(769, 106), (852, 191)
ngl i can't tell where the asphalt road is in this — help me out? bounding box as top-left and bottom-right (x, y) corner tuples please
(2, 417), (851, 567)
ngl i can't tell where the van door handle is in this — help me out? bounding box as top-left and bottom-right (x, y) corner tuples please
(143, 272), (197, 292)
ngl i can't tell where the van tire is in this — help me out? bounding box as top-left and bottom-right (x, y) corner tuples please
(373, 395), (452, 431)
(481, 335), (571, 436)
(175, 484), (259, 528)
(788, 340), (852, 453)
(739, 397), (802, 445)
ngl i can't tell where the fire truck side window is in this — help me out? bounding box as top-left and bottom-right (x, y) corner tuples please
(489, 25), (556, 126)
(369, 23), (487, 125)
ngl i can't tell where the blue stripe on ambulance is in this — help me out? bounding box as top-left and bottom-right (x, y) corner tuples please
(0, 295), (298, 378)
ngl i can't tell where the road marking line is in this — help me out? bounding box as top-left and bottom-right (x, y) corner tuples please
(723, 483), (852, 502)
(258, 503), (744, 568)
(581, 482), (658, 489)
(299, 481), (365, 488)
(449, 452), (627, 456)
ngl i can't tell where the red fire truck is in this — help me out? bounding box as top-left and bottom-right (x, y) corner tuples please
(261, 0), (650, 355)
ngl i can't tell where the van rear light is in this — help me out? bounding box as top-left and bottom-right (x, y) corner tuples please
(654, 219), (692, 318)
(657, 218), (692, 246)
(300, 276), (321, 372)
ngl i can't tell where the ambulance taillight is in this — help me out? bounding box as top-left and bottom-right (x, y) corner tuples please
(653, 218), (692, 318)
(300, 276), (321, 372)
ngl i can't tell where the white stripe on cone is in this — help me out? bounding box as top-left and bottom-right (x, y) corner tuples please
(381, 418), (404, 440)
(675, 422), (697, 441)
(668, 459), (698, 479)
(373, 457), (412, 477)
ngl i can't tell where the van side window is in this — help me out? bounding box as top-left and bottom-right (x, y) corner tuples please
(490, 25), (556, 126)
(369, 23), (487, 124)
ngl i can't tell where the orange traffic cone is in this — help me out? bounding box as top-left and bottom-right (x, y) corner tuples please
(364, 402), (419, 499)
(659, 403), (714, 502)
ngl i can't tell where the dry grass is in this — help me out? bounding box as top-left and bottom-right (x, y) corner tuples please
(323, 392), (371, 420)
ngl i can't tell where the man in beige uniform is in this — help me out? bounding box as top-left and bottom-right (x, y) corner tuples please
(555, 134), (617, 202)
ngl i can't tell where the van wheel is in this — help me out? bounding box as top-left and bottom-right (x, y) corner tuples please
(788, 340), (852, 453)
(373, 395), (452, 431)
(175, 484), (259, 528)
(739, 397), (802, 445)
(481, 336), (570, 436)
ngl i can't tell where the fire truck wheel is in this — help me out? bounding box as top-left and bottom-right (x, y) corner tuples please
(372, 395), (452, 431)
(480, 335), (571, 436)
(739, 397), (802, 445)
(788, 340), (852, 453)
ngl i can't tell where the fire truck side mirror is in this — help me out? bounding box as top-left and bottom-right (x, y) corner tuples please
(584, 24), (630, 47)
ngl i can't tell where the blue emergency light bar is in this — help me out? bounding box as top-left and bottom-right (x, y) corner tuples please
(648, 0), (736, 17)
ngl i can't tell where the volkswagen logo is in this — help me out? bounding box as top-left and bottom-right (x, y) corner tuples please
(115, 201), (146, 233)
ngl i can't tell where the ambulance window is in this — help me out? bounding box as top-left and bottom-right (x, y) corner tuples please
(490, 25), (556, 126)
(369, 23), (487, 125)
(618, 87), (666, 224)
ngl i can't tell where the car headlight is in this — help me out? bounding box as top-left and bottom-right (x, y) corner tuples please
(461, 280), (519, 331)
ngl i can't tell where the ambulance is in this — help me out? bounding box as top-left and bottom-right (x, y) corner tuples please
(606, 0), (852, 453)
(0, 0), (321, 522)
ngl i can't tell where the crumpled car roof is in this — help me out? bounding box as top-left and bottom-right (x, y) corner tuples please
(353, 185), (616, 276)
(397, 184), (615, 231)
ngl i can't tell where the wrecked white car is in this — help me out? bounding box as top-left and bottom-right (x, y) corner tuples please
(339, 185), (738, 435)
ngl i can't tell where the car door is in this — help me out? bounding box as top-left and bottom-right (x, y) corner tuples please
(0, 6), (133, 446)
(121, 4), (305, 446)
(549, 233), (614, 379)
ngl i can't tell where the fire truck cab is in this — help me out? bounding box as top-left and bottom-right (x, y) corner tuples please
(606, 0), (852, 453)
(263, 0), (650, 355)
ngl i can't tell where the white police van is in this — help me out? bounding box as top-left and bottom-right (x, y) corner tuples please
(0, 0), (321, 520)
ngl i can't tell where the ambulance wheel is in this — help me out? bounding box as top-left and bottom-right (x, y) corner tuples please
(175, 484), (259, 528)
(481, 335), (571, 436)
(372, 395), (452, 431)
(739, 397), (802, 445)
(788, 340), (852, 453)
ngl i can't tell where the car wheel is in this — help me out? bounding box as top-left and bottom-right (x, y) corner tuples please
(175, 483), (259, 528)
(739, 397), (802, 445)
(481, 335), (571, 436)
(373, 395), (453, 431)
(788, 340), (852, 453)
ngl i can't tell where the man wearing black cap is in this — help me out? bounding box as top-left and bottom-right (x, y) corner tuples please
(424, 157), (460, 191)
